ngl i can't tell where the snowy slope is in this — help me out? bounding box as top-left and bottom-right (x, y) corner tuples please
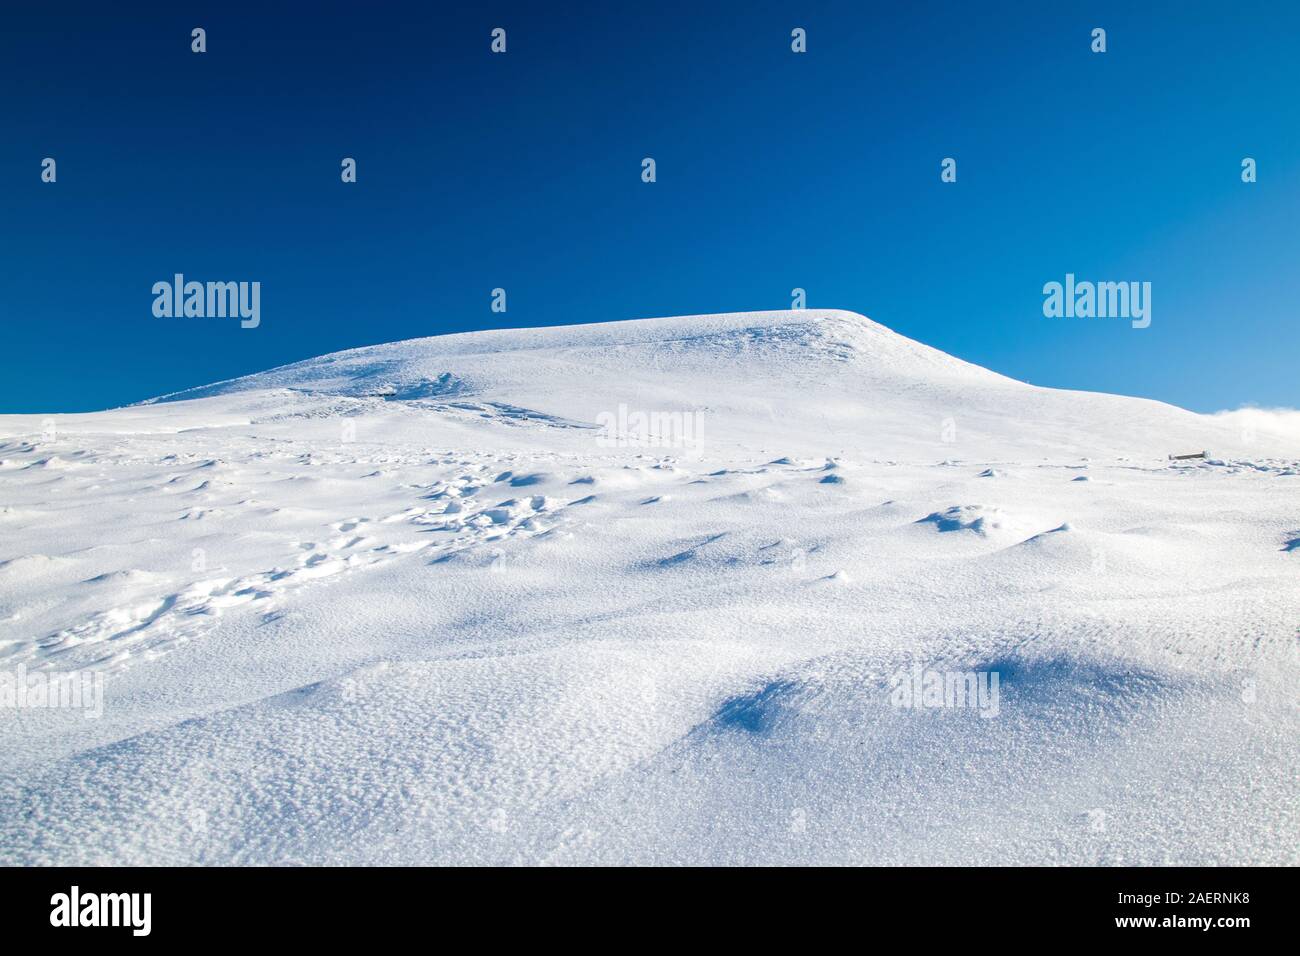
(0, 310), (1295, 865)
(145, 310), (1288, 461)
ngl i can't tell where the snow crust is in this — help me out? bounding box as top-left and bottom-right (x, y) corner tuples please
(0, 310), (1295, 865)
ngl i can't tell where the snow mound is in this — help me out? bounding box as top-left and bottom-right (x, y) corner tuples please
(138, 310), (1292, 461)
(916, 504), (1041, 539)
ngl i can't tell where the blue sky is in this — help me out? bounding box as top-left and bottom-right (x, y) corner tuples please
(2, 1), (1297, 413)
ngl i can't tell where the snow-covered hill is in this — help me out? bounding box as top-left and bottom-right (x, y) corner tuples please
(145, 309), (1289, 461)
(0, 311), (1295, 865)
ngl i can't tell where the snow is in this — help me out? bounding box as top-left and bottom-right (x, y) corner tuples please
(0, 309), (1295, 865)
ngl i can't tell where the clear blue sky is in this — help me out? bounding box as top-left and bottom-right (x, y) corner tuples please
(2, 1), (1297, 413)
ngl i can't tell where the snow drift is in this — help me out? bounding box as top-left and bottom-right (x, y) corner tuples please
(0, 311), (1295, 865)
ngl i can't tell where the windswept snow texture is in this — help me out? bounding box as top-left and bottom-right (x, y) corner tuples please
(1, 310), (1296, 865)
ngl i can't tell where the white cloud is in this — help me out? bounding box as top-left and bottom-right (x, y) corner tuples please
(1207, 406), (1300, 443)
